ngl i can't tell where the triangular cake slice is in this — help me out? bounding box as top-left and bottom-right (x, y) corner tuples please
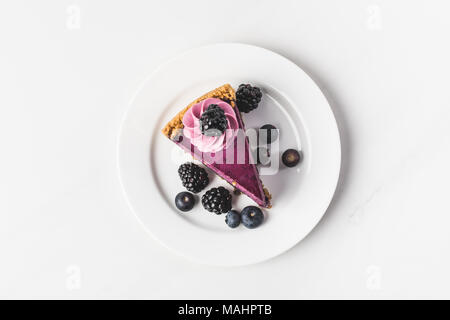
(162, 84), (271, 208)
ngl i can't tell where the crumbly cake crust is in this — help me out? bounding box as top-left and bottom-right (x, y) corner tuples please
(161, 84), (236, 140)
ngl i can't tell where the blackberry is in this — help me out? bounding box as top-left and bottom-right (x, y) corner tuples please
(236, 84), (262, 113)
(200, 104), (228, 136)
(175, 192), (195, 212)
(201, 186), (232, 214)
(178, 162), (209, 193)
(282, 149), (301, 168)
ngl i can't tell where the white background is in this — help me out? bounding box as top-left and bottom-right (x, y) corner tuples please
(1, 0), (450, 299)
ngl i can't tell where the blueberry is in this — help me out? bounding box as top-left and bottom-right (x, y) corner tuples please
(225, 210), (241, 228)
(175, 191), (195, 212)
(241, 206), (264, 229)
(256, 146), (271, 166)
(260, 124), (278, 145)
(282, 149), (301, 167)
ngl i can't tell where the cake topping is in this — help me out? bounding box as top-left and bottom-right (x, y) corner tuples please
(236, 84), (262, 113)
(199, 104), (228, 136)
(182, 98), (238, 153)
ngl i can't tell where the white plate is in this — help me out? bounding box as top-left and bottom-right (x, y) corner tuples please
(118, 43), (341, 266)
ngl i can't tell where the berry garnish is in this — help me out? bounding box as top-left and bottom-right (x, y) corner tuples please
(260, 124), (278, 145)
(256, 146), (270, 166)
(241, 206), (264, 229)
(282, 149), (301, 167)
(225, 210), (241, 228)
(201, 186), (232, 215)
(175, 191), (195, 212)
(236, 84), (262, 113)
(178, 162), (209, 193)
(199, 104), (228, 136)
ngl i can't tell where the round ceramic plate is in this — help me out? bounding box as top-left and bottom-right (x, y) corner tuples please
(118, 43), (341, 266)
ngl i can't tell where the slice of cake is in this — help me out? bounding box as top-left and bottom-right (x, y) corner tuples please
(162, 84), (271, 208)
